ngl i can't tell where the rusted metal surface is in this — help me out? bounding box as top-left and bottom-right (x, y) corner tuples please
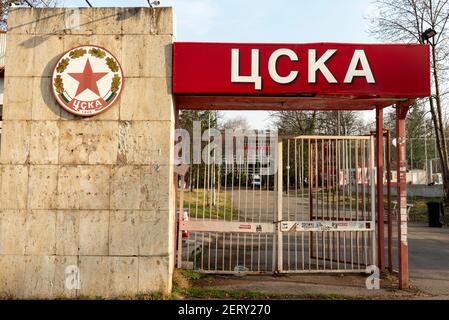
(396, 102), (412, 289)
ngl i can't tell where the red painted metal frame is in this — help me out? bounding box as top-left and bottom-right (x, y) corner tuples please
(173, 41), (427, 287)
(376, 108), (385, 271)
(385, 129), (393, 273)
(175, 95), (405, 111)
(396, 102), (411, 289)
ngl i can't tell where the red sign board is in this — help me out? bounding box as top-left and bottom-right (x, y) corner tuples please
(173, 42), (430, 98)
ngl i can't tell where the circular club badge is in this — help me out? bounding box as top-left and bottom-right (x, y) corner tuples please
(52, 45), (124, 116)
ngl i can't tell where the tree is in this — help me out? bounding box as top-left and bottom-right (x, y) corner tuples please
(269, 110), (367, 136)
(269, 111), (318, 135)
(369, 0), (449, 203)
(316, 111), (368, 135)
(221, 116), (250, 131)
(384, 103), (433, 169)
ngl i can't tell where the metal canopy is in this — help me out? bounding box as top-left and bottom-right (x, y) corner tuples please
(175, 95), (414, 111)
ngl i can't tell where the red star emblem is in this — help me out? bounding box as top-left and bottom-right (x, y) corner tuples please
(68, 59), (108, 97)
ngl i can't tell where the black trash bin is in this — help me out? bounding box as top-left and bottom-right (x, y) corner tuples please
(426, 202), (443, 228)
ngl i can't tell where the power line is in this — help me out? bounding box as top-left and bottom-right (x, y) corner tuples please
(85, 0), (92, 7)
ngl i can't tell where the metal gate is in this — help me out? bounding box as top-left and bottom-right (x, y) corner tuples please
(177, 134), (376, 274)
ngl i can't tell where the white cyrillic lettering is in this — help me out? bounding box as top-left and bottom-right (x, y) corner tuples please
(268, 48), (299, 84)
(344, 50), (375, 83)
(231, 49), (262, 90)
(308, 49), (337, 83)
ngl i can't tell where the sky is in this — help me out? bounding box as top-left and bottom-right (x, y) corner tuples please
(60, 0), (379, 128)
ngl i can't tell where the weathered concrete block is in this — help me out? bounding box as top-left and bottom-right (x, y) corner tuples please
(0, 210), (27, 255)
(25, 210), (56, 255)
(109, 210), (139, 256)
(121, 7), (174, 35)
(2, 77), (33, 120)
(0, 121), (31, 164)
(109, 210), (170, 257)
(63, 34), (122, 63)
(62, 34), (93, 52)
(62, 8), (94, 35)
(119, 78), (174, 121)
(93, 8), (123, 35)
(117, 121), (173, 165)
(110, 166), (171, 210)
(32, 77), (61, 120)
(33, 8), (67, 35)
(79, 211), (109, 255)
(122, 35), (172, 77)
(2, 7), (176, 299)
(28, 165), (58, 209)
(56, 211), (79, 256)
(59, 121), (118, 165)
(57, 165), (111, 210)
(30, 121), (59, 165)
(138, 256), (172, 294)
(33, 35), (64, 77)
(8, 8), (37, 34)
(5, 34), (35, 77)
(79, 256), (109, 297)
(23, 255), (56, 298)
(0, 255), (26, 299)
(138, 210), (170, 256)
(28, 8), (93, 35)
(0, 165), (28, 209)
(109, 257), (138, 297)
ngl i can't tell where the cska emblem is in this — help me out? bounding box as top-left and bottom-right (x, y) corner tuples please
(52, 45), (124, 116)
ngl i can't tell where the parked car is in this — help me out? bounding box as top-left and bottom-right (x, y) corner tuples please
(251, 174), (261, 187)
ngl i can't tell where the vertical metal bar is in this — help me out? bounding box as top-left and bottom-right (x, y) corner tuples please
(336, 139), (341, 269)
(194, 165), (200, 270)
(349, 140), (357, 269)
(321, 139), (326, 269)
(396, 103), (410, 289)
(177, 174), (185, 268)
(370, 135), (377, 269)
(386, 130), (393, 273)
(287, 139), (291, 270)
(277, 139), (283, 272)
(301, 139), (305, 270)
(376, 108), (385, 270)
(308, 140), (312, 270)
(243, 149), (249, 270)
(295, 139), (298, 271)
(329, 140), (333, 270)
(343, 139), (348, 269)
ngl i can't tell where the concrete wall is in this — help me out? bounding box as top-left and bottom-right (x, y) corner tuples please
(0, 7), (175, 298)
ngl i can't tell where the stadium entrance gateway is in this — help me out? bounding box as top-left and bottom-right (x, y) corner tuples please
(0, 8), (431, 298)
(173, 43), (431, 289)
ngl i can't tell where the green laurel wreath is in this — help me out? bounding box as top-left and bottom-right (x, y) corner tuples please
(54, 47), (122, 95)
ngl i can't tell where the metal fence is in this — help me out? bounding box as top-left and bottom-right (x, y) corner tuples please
(398, 138), (449, 185)
(177, 135), (376, 274)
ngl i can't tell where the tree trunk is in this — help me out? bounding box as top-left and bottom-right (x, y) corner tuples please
(430, 43), (449, 204)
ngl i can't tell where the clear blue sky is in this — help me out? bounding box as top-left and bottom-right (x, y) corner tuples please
(62, 0), (378, 128)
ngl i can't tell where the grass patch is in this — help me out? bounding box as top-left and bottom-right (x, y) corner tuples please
(180, 270), (203, 281)
(178, 189), (239, 220)
(174, 286), (366, 300)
